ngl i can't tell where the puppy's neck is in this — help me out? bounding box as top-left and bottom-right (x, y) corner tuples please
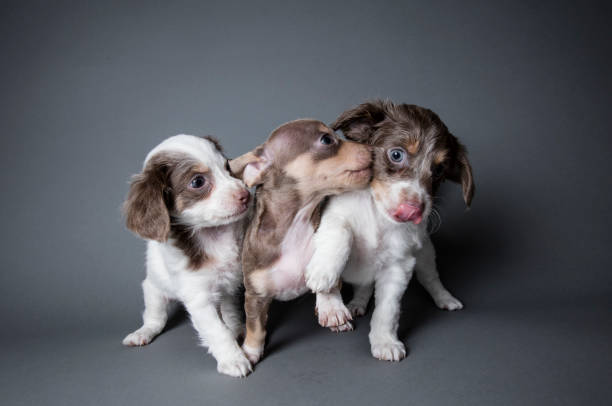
(169, 221), (240, 270)
(253, 179), (324, 245)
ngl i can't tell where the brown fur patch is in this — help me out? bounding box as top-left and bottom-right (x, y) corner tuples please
(169, 223), (213, 270)
(407, 140), (420, 155)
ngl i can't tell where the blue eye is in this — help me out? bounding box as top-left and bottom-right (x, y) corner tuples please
(190, 175), (206, 189)
(320, 134), (333, 145)
(388, 148), (406, 163)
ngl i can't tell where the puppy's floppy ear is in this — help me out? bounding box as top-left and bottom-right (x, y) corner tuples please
(446, 133), (475, 207)
(123, 161), (171, 242)
(331, 100), (388, 143)
(229, 146), (271, 188)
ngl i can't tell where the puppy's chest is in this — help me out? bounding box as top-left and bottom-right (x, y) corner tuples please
(265, 209), (316, 301)
(164, 226), (242, 282)
(352, 209), (423, 267)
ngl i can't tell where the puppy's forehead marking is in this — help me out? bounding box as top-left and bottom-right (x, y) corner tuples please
(144, 134), (223, 168)
(405, 140), (420, 155)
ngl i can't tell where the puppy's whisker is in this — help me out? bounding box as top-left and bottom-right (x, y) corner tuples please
(428, 207), (442, 234)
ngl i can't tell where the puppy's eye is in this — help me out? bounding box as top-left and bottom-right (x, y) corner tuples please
(320, 134), (333, 145)
(190, 175), (206, 189)
(388, 148), (406, 163)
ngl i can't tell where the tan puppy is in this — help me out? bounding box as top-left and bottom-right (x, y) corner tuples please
(229, 119), (372, 366)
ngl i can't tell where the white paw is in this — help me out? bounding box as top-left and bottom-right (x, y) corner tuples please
(371, 339), (406, 361)
(217, 352), (252, 378)
(241, 343), (263, 365)
(329, 321), (354, 333)
(305, 267), (338, 293)
(434, 294), (463, 311)
(347, 301), (368, 317)
(316, 301), (353, 328)
(122, 329), (156, 346)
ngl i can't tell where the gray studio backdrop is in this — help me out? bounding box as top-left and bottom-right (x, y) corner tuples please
(1, 1), (610, 405)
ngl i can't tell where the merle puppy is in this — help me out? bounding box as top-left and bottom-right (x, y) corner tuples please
(306, 101), (474, 361)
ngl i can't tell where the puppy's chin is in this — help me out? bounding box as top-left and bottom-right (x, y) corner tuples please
(183, 205), (249, 229)
(215, 206), (250, 225)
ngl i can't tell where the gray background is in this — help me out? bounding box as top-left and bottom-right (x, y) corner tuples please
(1, 1), (610, 405)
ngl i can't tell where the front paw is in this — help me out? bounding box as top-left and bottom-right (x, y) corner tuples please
(305, 267), (338, 293)
(122, 328), (156, 346)
(241, 343), (264, 365)
(371, 339), (406, 361)
(434, 293), (463, 311)
(217, 351), (252, 378)
(316, 301), (353, 328)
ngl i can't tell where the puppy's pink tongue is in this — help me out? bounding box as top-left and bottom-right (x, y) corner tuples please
(392, 203), (423, 224)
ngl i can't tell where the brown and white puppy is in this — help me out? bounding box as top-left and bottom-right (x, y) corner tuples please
(305, 101), (474, 361)
(229, 119), (372, 365)
(122, 135), (253, 377)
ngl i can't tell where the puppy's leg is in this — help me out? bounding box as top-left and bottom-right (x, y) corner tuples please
(347, 283), (373, 317)
(220, 293), (244, 339)
(184, 297), (252, 378)
(369, 261), (413, 361)
(123, 279), (169, 346)
(315, 282), (353, 332)
(242, 292), (272, 365)
(305, 216), (353, 293)
(415, 237), (463, 311)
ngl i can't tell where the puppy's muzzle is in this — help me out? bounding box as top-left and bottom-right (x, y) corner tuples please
(391, 201), (424, 224)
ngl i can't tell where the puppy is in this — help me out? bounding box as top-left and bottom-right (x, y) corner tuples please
(229, 119), (372, 365)
(122, 135), (253, 377)
(306, 101), (474, 361)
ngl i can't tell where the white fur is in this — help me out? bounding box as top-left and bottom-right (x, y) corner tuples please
(123, 135), (252, 377)
(266, 201), (317, 301)
(306, 188), (462, 361)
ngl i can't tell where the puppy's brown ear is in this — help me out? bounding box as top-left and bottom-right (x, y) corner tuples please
(229, 146), (271, 188)
(123, 162), (171, 242)
(331, 100), (388, 143)
(446, 134), (475, 207)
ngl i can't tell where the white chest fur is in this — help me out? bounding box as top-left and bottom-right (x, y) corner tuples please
(266, 202), (318, 301)
(328, 190), (425, 284)
(147, 223), (243, 301)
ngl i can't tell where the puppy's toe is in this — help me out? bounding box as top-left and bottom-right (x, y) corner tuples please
(347, 301), (367, 317)
(329, 321), (354, 333)
(371, 340), (406, 362)
(435, 294), (463, 311)
(241, 343), (263, 365)
(217, 352), (252, 378)
(316, 302), (353, 328)
(122, 330), (155, 346)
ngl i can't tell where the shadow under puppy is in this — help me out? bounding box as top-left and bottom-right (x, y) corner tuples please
(229, 119), (372, 366)
(122, 135), (253, 377)
(306, 100), (474, 361)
